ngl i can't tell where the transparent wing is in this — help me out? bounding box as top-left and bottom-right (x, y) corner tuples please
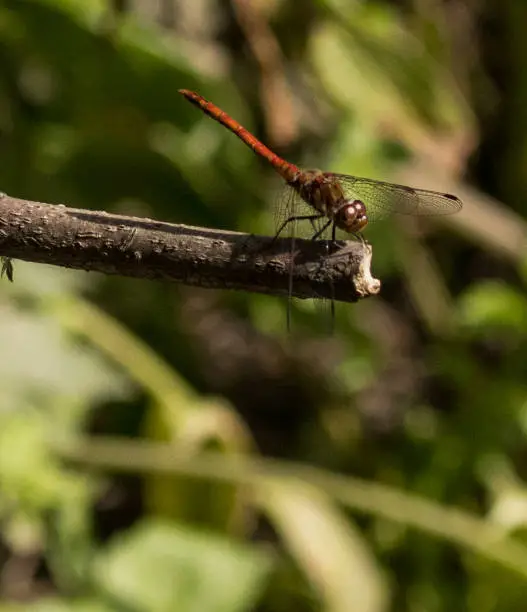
(273, 184), (333, 241)
(272, 184), (336, 332)
(329, 173), (462, 222)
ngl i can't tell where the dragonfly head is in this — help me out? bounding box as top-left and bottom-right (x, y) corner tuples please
(335, 199), (368, 233)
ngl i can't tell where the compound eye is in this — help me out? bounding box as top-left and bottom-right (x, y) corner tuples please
(337, 199), (368, 232)
(343, 205), (358, 220)
(351, 199), (367, 218)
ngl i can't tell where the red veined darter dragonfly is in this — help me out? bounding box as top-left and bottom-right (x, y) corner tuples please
(179, 89), (462, 327)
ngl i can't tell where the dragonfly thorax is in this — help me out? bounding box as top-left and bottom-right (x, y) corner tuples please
(291, 171), (369, 235)
(334, 199), (368, 233)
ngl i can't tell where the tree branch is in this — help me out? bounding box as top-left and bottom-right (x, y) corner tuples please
(0, 193), (381, 302)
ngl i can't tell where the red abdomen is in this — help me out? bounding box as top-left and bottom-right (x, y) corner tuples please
(179, 90), (299, 182)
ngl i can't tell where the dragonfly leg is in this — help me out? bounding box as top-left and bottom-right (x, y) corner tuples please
(352, 232), (366, 244)
(311, 219), (332, 241)
(273, 214), (323, 241)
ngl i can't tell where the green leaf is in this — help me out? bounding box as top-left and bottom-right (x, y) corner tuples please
(259, 482), (388, 612)
(93, 520), (273, 612)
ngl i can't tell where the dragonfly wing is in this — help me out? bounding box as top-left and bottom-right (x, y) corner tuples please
(274, 184), (331, 240)
(272, 184), (338, 332)
(332, 174), (463, 219)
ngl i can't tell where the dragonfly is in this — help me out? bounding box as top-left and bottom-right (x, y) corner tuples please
(179, 89), (462, 325)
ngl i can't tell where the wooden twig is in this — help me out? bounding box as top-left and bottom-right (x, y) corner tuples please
(0, 193), (381, 302)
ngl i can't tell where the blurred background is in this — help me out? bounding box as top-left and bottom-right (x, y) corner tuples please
(1, 0), (527, 610)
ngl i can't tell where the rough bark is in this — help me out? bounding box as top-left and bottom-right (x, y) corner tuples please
(0, 193), (381, 302)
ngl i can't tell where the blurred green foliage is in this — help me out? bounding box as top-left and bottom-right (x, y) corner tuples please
(1, 1), (527, 611)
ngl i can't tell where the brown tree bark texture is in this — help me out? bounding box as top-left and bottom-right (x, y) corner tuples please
(0, 193), (381, 302)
